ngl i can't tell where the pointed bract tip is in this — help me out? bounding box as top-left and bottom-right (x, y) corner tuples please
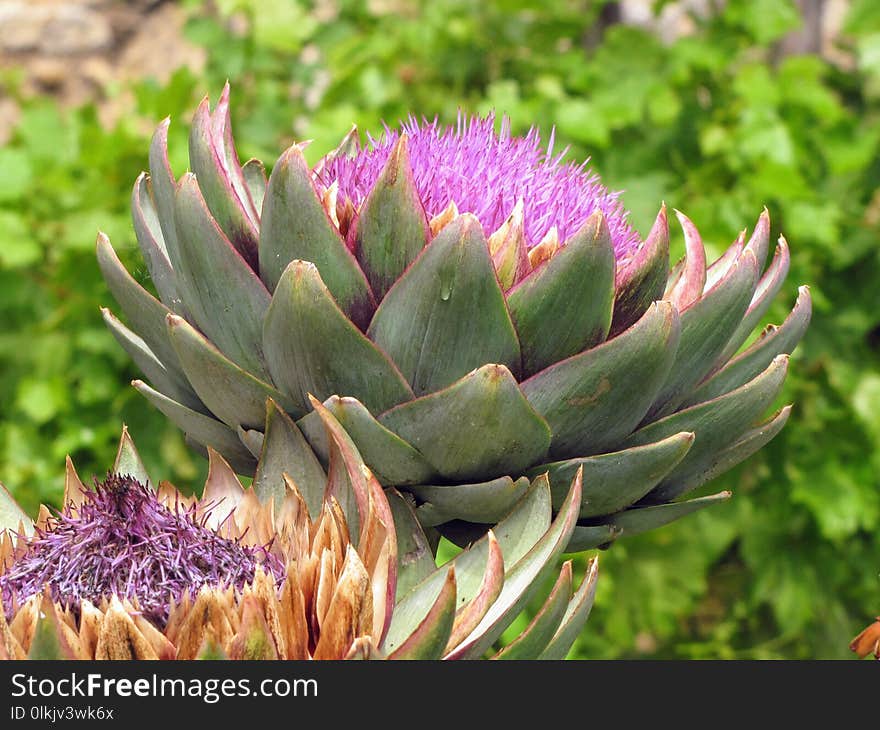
(445, 563), (456, 584)
(283, 258), (319, 283)
(179, 170), (198, 186)
(279, 143), (308, 166)
(672, 208), (695, 227)
(378, 134), (412, 187)
(653, 203), (669, 230)
(509, 197), (525, 223)
(264, 394), (282, 414)
(652, 298), (676, 317)
(738, 246), (758, 268)
(393, 132), (409, 152)
(581, 206), (606, 236)
(117, 424), (133, 452)
(455, 211), (483, 232)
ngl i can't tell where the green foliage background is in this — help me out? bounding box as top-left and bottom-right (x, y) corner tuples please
(1, 0), (879, 658)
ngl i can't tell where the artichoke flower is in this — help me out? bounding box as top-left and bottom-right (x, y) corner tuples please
(0, 403), (594, 660)
(99, 85), (810, 552)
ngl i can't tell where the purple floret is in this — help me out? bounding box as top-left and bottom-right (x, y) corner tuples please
(317, 112), (641, 258)
(0, 475), (283, 625)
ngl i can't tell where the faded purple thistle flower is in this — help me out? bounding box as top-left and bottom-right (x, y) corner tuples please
(317, 111), (641, 256)
(0, 475), (283, 625)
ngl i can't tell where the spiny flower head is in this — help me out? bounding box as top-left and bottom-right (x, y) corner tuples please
(317, 112), (641, 257)
(0, 474), (282, 625)
(93, 87), (810, 574)
(0, 426), (593, 660)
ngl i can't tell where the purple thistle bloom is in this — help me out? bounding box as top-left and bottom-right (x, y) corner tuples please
(317, 111), (641, 257)
(0, 475), (283, 625)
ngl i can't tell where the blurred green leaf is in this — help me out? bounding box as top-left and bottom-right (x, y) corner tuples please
(0, 212), (40, 268)
(853, 374), (880, 444)
(0, 148), (33, 201)
(556, 98), (609, 147)
(727, 0), (802, 44)
(846, 0), (880, 35)
(15, 377), (69, 425)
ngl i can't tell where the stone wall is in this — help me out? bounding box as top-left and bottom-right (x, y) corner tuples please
(0, 0), (204, 137)
(0, 0), (856, 140)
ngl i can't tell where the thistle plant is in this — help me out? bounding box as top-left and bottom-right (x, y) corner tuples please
(99, 85), (810, 552)
(0, 474), (282, 625)
(0, 404), (594, 660)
